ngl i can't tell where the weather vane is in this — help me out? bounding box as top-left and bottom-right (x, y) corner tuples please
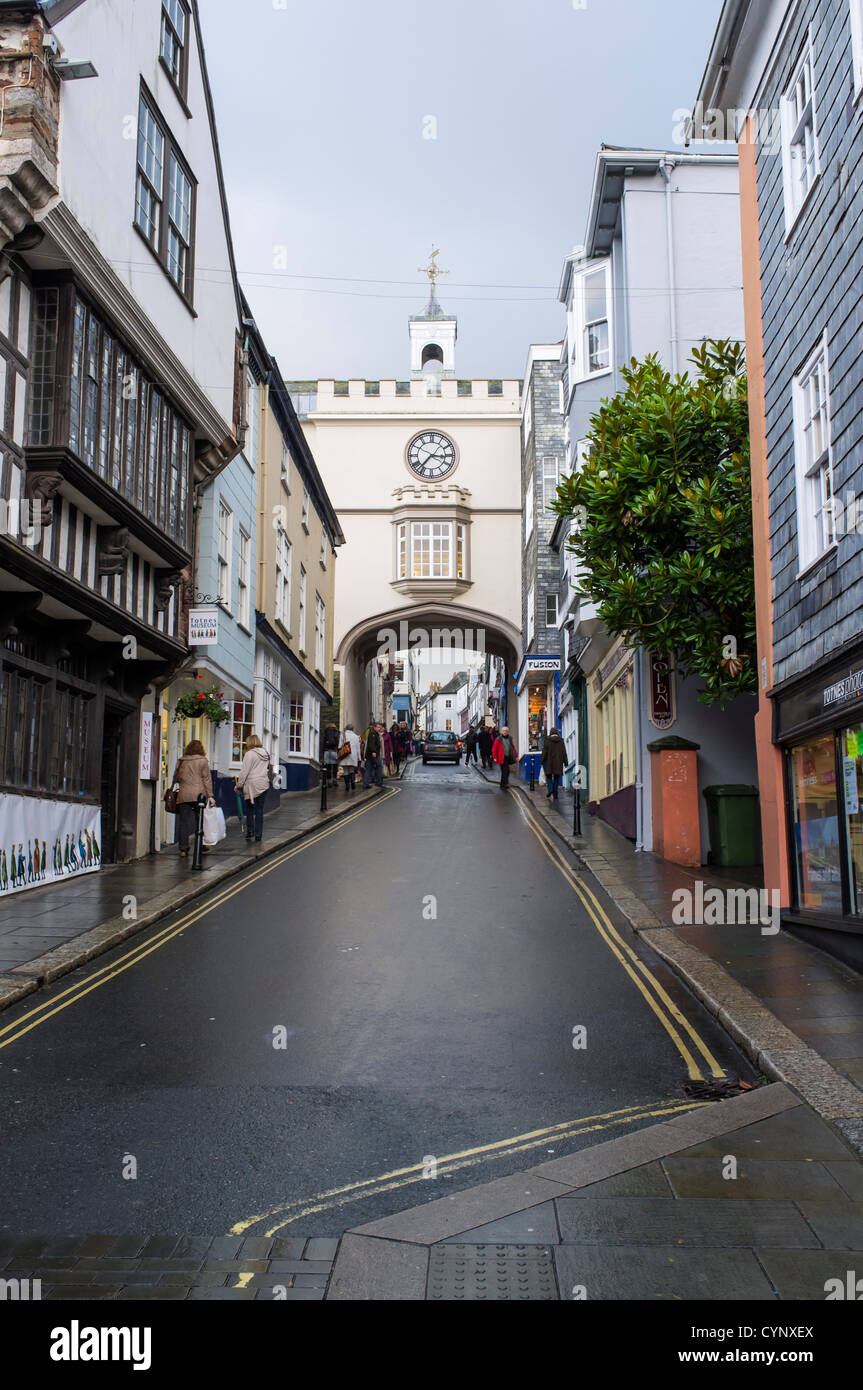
(419, 247), (449, 292)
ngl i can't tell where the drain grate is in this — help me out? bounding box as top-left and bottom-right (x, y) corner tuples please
(427, 1244), (558, 1300)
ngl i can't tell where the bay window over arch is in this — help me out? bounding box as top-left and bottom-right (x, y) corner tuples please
(396, 519), (467, 580)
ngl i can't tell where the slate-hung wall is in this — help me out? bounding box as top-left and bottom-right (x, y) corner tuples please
(758, 0), (863, 684)
(521, 357), (566, 655)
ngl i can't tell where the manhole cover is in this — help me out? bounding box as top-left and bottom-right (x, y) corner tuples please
(427, 1244), (558, 1300)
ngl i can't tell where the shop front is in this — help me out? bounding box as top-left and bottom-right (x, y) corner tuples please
(584, 638), (637, 839)
(774, 648), (863, 952)
(515, 654), (561, 781)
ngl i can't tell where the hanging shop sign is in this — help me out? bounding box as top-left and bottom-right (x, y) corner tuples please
(648, 651), (676, 731)
(189, 608), (219, 645)
(139, 711), (158, 780)
(0, 793), (102, 897)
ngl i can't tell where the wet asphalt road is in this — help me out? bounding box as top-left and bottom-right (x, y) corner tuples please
(0, 760), (754, 1238)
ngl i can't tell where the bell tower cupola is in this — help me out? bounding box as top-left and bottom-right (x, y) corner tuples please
(410, 248), (457, 386)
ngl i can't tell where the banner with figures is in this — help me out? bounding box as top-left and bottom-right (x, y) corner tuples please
(0, 793), (102, 897)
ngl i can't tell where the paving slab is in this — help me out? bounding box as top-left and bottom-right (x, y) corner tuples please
(563, 1161), (674, 1199)
(756, 1249), (863, 1300)
(553, 1243), (778, 1300)
(792, 1200), (863, 1249)
(824, 1161), (863, 1200)
(326, 1234), (428, 1302)
(665, 1106), (855, 1161)
(352, 1173), (572, 1246)
(555, 1196), (821, 1248)
(661, 1156), (848, 1200)
(439, 1203), (560, 1245)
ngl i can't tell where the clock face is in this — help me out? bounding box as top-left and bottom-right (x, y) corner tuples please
(407, 431), (457, 480)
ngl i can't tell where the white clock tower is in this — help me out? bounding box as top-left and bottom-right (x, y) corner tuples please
(286, 253), (523, 732)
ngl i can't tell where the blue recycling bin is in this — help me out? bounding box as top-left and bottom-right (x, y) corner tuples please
(520, 753), (541, 783)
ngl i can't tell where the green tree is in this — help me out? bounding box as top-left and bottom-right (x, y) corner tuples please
(553, 340), (755, 706)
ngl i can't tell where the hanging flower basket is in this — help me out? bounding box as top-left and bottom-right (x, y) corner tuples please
(174, 691), (230, 726)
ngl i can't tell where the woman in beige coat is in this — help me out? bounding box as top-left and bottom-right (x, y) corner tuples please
(170, 739), (215, 857)
(235, 734), (272, 843)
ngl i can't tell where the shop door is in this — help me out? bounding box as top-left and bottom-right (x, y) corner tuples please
(100, 709), (123, 864)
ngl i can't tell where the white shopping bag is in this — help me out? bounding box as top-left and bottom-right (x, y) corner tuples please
(202, 805), (227, 845)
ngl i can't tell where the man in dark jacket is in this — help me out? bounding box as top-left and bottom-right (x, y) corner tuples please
(541, 728), (566, 801)
(464, 727), (478, 765)
(363, 723), (384, 788)
(477, 725), (493, 769)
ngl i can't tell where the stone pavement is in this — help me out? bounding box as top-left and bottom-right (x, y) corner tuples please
(0, 1234), (338, 1301)
(0, 768), (408, 1013)
(473, 764), (863, 1156)
(327, 1083), (863, 1299)
(6, 1086), (861, 1300)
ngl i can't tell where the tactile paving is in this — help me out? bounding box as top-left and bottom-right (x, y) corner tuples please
(427, 1244), (559, 1300)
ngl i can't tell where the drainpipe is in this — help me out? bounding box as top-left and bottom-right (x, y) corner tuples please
(633, 646), (645, 853)
(659, 158), (679, 375)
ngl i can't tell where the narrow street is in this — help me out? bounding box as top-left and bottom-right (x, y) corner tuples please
(0, 763), (753, 1241)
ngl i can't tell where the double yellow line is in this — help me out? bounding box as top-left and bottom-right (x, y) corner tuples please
(0, 789), (397, 1052)
(232, 1096), (710, 1236)
(514, 795), (724, 1082)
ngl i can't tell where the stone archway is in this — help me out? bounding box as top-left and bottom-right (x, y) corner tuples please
(336, 601), (521, 733)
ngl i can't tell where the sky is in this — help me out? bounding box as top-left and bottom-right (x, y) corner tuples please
(200, 0), (724, 382)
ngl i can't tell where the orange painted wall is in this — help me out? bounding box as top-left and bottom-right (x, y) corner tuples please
(738, 122), (792, 905)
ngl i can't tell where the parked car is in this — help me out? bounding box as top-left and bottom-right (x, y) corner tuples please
(422, 731), (461, 765)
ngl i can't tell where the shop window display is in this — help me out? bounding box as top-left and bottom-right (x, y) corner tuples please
(789, 736), (842, 915)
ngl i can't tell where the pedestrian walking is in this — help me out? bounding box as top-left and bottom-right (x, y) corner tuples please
(322, 722), (341, 787)
(341, 724), (362, 791)
(235, 734), (271, 843)
(465, 726), (479, 765)
(382, 724), (395, 777)
(169, 739), (216, 857)
(363, 722), (384, 788)
(478, 725), (493, 769)
(492, 726), (518, 791)
(541, 727), (566, 801)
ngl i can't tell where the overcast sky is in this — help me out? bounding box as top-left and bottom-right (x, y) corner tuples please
(200, 0), (723, 381)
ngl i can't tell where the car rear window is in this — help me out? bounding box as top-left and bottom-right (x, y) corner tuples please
(428, 732), (456, 743)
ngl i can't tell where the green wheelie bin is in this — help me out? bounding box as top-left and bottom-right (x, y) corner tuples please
(703, 784), (760, 867)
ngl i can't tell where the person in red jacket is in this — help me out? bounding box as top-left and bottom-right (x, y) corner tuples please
(492, 726), (517, 791)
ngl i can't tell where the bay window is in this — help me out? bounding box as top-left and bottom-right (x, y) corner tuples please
(570, 261), (611, 381)
(28, 287), (192, 548)
(395, 517), (470, 582)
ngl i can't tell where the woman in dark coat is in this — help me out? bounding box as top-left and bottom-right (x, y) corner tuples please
(541, 728), (566, 801)
(477, 725), (494, 769)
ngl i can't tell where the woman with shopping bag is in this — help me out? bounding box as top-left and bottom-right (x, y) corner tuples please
(235, 734), (272, 843)
(168, 739), (216, 858)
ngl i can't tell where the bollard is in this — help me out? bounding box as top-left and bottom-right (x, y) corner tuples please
(572, 786), (582, 837)
(529, 754), (535, 793)
(320, 764), (328, 814)
(192, 793), (207, 870)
